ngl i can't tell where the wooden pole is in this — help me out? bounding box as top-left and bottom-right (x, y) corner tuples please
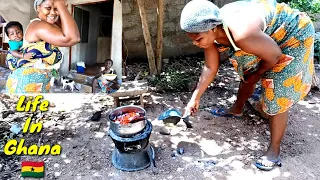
(155, 0), (164, 75)
(136, 0), (157, 75)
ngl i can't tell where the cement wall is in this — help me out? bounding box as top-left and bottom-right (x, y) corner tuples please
(0, 0), (32, 32)
(122, 0), (236, 61)
(97, 37), (112, 64)
(123, 0), (320, 61)
(315, 14), (320, 32)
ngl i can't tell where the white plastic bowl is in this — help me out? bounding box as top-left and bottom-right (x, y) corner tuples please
(101, 74), (117, 81)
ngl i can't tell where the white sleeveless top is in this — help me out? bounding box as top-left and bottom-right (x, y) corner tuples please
(23, 18), (41, 46)
(22, 18), (62, 70)
(219, 1), (267, 51)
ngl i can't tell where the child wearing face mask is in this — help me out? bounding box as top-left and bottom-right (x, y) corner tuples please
(5, 21), (33, 70)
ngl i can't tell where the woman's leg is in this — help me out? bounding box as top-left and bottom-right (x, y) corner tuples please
(228, 81), (256, 114)
(265, 110), (288, 159)
(255, 110), (288, 168)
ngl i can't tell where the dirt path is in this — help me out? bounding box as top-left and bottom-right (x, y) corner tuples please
(1, 69), (320, 180)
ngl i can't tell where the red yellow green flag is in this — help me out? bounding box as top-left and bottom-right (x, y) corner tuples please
(21, 161), (45, 178)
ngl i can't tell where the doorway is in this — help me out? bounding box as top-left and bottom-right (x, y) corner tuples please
(70, 0), (114, 76)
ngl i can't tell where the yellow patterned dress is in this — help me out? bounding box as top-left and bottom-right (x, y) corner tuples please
(6, 41), (62, 94)
(218, 0), (315, 115)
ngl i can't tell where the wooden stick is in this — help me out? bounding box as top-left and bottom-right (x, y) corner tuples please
(156, 0), (164, 75)
(136, 0), (157, 75)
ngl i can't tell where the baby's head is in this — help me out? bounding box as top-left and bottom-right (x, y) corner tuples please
(5, 21), (23, 42)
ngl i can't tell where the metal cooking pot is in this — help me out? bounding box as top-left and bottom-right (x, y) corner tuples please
(108, 105), (147, 137)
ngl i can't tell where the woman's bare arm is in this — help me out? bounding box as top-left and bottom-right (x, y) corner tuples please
(26, 0), (80, 47)
(236, 31), (282, 75)
(191, 43), (220, 101)
(228, 11), (282, 75)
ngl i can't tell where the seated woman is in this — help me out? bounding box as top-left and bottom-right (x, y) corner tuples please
(6, 0), (80, 94)
(92, 59), (121, 94)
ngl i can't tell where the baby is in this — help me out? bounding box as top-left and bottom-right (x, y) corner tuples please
(5, 21), (33, 60)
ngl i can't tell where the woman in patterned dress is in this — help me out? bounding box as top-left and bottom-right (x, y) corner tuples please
(180, 0), (315, 170)
(6, 0), (80, 93)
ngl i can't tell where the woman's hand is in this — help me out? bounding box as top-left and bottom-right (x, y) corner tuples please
(29, 0), (80, 47)
(54, 0), (67, 6)
(54, 0), (68, 9)
(185, 98), (200, 116)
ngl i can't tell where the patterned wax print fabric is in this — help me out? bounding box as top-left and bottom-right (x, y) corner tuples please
(218, 0), (315, 115)
(6, 41), (62, 94)
(6, 40), (24, 68)
(97, 79), (119, 94)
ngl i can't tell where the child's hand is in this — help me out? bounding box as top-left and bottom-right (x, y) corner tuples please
(23, 53), (33, 59)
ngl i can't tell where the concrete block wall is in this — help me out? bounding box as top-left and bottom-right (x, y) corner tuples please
(122, 0), (236, 61)
(315, 15), (320, 32)
(123, 0), (319, 61)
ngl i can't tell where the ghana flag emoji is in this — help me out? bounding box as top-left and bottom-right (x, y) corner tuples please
(21, 161), (45, 178)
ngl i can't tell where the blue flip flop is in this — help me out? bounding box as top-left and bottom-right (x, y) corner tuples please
(254, 156), (282, 171)
(210, 108), (243, 118)
(250, 87), (262, 101)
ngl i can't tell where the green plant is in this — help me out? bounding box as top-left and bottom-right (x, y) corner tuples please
(278, 0), (320, 21)
(52, 69), (59, 78)
(150, 69), (199, 92)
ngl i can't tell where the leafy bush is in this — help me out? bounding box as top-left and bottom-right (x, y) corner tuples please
(150, 69), (199, 92)
(278, 0), (320, 21)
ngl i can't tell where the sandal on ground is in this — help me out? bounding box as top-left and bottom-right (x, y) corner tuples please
(254, 156), (281, 171)
(210, 108), (243, 118)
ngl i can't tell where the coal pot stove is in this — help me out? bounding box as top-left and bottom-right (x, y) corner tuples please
(108, 114), (156, 171)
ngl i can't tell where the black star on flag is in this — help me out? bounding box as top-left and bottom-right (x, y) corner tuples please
(21, 161), (45, 178)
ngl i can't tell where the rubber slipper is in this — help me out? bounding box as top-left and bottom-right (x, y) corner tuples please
(250, 88), (262, 101)
(210, 108), (243, 118)
(254, 156), (281, 171)
(250, 94), (260, 101)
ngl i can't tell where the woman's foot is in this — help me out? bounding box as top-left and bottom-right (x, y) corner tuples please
(255, 148), (281, 171)
(210, 107), (243, 117)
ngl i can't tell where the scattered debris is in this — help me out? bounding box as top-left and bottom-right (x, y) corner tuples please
(265, 130), (271, 136)
(54, 172), (61, 178)
(177, 148), (184, 155)
(171, 151), (178, 158)
(1, 110), (15, 119)
(159, 127), (171, 135)
(9, 124), (22, 134)
(89, 111), (104, 121)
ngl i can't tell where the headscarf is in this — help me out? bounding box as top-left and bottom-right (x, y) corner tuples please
(180, 0), (222, 33)
(34, 0), (45, 12)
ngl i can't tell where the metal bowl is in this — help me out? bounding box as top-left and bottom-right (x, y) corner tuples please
(108, 105), (147, 137)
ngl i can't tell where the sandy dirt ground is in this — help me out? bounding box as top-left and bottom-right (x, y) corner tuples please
(1, 66), (320, 180)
